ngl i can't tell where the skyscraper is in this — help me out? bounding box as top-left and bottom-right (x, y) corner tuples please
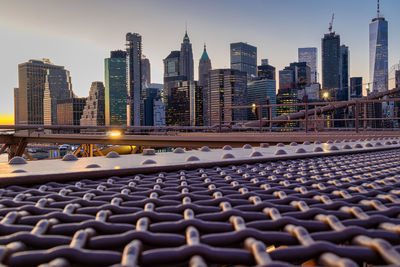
(350, 77), (363, 98)
(57, 97), (87, 126)
(369, 1), (388, 93)
(141, 55), (151, 87)
(207, 69), (247, 126)
(198, 44), (211, 87)
(257, 64), (276, 80)
(230, 42), (257, 79)
(43, 68), (74, 125)
(396, 70), (400, 88)
(80, 82), (105, 126)
(180, 31), (194, 82)
(15, 59), (72, 125)
(247, 79), (276, 119)
(322, 32), (341, 101)
(279, 62), (311, 92)
(126, 32), (142, 126)
(105, 50), (127, 126)
(340, 45), (350, 101)
(298, 48), (318, 83)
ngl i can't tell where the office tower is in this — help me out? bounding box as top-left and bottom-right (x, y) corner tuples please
(261, 59), (269, 66)
(230, 42), (257, 79)
(141, 55), (151, 86)
(15, 59), (72, 125)
(339, 45), (350, 100)
(164, 81), (202, 126)
(322, 32), (341, 101)
(57, 97), (87, 125)
(126, 32), (142, 126)
(207, 69), (247, 125)
(105, 50), (127, 126)
(279, 70), (295, 90)
(350, 77), (363, 98)
(143, 87), (165, 126)
(247, 79), (276, 119)
(164, 51), (182, 81)
(43, 68), (74, 125)
(164, 81), (190, 126)
(276, 88), (300, 128)
(80, 82), (105, 126)
(180, 31), (194, 82)
(198, 44), (211, 87)
(298, 48), (318, 84)
(396, 70), (400, 88)
(369, 2), (388, 93)
(258, 64), (276, 80)
(279, 62), (311, 92)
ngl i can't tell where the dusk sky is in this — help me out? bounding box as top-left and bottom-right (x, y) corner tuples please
(1, 0), (400, 123)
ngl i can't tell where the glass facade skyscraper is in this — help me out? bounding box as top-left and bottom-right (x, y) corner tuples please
(350, 77), (363, 99)
(230, 42), (257, 79)
(247, 79), (276, 119)
(105, 50), (127, 126)
(322, 33), (341, 101)
(126, 32), (142, 126)
(298, 48), (318, 84)
(340, 45), (350, 101)
(207, 69), (247, 125)
(369, 17), (388, 93)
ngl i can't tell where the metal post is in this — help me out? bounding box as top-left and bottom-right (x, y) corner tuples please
(268, 99), (272, 133)
(258, 104), (262, 133)
(363, 102), (367, 130)
(355, 101), (359, 133)
(305, 102), (309, 133)
(219, 105), (222, 133)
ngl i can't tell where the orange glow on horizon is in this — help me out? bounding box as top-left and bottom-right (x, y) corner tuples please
(0, 114), (14, 125)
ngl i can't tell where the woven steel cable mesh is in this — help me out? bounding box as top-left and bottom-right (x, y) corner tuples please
(0, 149), (399, 266)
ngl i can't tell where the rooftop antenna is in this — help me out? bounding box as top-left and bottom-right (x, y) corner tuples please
(377, 0), (380, 18)
(185, 21), (187, 34)
(328, 13), (335, 34)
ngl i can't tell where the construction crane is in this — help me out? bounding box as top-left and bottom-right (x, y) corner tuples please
(328, 13), (335, 34)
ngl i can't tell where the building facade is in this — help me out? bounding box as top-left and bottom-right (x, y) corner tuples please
(198, 44), (211, 87)
(80, 82), (105, 126)
(180, 31), (194, 82)
(105, 50), (127, 126)
(339, 45), (350, 101)
(322, 32), (341, 101)
(43, 68), (74, 125)
(396, 70), (400, 88)
(247, 79), (277, 119)
(369, 16), (388, 93)
(230, 42), (257, 79)
(141, 55), (151, 87)
(57, 97), (87, 126)
(206, 69), (247, 126)
(350, 77), (363, 99)
(15, 59), (71, 125)
(298, 47), (318, 84)
(257, 64), (275, 80)
(143, 87), (165, 126)
(126, 32), (142, 126)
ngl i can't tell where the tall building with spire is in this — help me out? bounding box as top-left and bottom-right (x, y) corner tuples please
(198, 44), (211, 87)
(126, 32), (142, 126)
(180, 31), (194, 82)
(369, 0), (388, 93)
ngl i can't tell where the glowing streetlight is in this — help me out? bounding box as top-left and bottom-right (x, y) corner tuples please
(109, 131), (121, 137)
(322, 92), (329, 99)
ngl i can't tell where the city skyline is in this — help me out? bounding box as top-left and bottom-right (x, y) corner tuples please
(1, 0), (400, 123)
